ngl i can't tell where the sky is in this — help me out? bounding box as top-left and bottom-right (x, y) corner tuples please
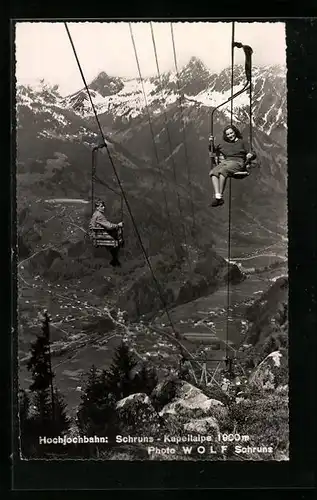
(15, 21), (286, 96)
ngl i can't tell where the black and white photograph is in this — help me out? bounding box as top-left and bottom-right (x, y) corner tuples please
(15, 20), (288, 461)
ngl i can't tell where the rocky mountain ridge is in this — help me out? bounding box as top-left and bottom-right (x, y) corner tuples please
(63, 58), (287, 145)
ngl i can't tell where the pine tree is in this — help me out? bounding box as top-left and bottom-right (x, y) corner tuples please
(77, 365), (119, 440)
(19, 389), (30, 432)
(27, 311), (54, 395)
(26, 311), (55, 430)
(132, 363), (158, 396)
(23, 310), (71, 457)
(18, 389), (34, 456)
(105, 342), (138, 400)
(31, 389), (53, 435)
(51, 389), (71, 436)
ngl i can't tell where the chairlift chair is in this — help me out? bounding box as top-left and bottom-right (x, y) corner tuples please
(90, 226), (124, 249)
(89, 144), (125, 249)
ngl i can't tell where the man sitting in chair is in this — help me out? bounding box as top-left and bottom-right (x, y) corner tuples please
(89, 200), (123, 267)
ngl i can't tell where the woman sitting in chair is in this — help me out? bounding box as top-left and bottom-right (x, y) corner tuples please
(89, 200), (123, 267)
(209, 125), (256, 207)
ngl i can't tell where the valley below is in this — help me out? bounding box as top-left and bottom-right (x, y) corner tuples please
(18, 244), (287, 417)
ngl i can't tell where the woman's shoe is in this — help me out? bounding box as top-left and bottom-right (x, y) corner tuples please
(210, 197), (224, 207)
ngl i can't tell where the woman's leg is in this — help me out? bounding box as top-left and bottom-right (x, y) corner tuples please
(219, 174), (227, 196)
(210, 174), (225, 207)
(211, 175), (221, 198)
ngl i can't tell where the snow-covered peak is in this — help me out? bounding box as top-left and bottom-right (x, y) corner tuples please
(17, 79), (60, 107)
(16, 61), (287, 146)
(62, 62), (286, 142)
(16, 79), (98, 145)
(182, 56), (210, 74)
(88, 71), (124, 97)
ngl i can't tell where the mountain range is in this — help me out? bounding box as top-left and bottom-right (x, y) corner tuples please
(63, 58), (287, 146)
(16, 57), (287, 254)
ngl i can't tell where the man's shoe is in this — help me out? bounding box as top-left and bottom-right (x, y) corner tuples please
(110, 259), (121, 267)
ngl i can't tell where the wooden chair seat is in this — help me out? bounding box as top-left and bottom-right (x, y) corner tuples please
(90, 227), (124, 248)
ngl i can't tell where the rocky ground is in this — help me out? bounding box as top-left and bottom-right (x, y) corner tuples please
(67, 365), (289, 461)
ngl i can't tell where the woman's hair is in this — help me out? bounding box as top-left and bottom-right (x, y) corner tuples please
(222, 124), (243, 141)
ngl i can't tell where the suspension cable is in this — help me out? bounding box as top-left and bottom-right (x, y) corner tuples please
(64, 22), (179, 340)
(208, 27), (254, 378)
(249, 54), (253, 150)
(92, 147), (125, 224)
(230, 23), (235, 121)
(92, 146), (124, 220)
(225, 21), (236, 371)
(93, 153), (190, 205)
(94, 173), (121, 197)
(94, 170), (192, 223)
(170, 22), (197, 235)
(128, 22), (178, 257)
(149, 22), (192, 271)
(149, 22), (184, 237)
